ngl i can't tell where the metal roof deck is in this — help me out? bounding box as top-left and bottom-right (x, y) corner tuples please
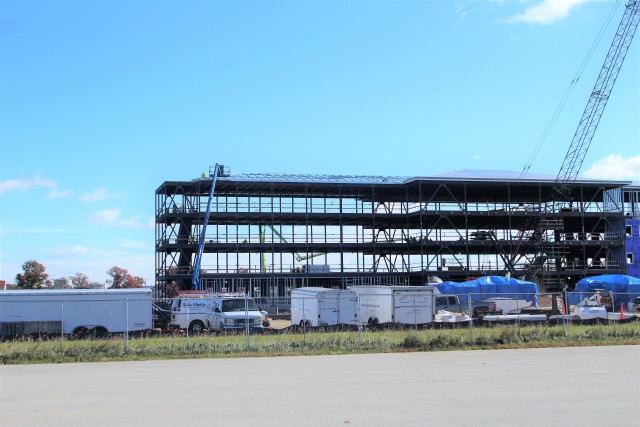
(156, 169), (631, 202)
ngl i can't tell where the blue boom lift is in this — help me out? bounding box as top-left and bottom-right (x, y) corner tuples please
(191, 163), (229, 290)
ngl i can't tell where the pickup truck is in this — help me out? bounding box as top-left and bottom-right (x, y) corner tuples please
(434, 295), (498, 318)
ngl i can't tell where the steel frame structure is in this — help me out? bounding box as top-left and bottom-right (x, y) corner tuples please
(155, 173), (631, 297)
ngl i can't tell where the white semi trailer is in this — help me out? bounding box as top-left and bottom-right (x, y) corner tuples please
(290, 287), (358, 327)
(351, 286), (434, 325)
(0, 288), (153, 337)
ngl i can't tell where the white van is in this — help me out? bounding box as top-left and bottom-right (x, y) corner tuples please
(168, 292), (214, 334)
(206, 296), (264, 332)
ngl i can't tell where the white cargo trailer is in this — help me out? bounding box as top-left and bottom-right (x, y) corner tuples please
(291, 287), (358, 327)
(350, 286), (434, 325)
(0, 288), (153, 337)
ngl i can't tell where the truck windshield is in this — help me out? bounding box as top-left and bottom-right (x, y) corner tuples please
(221, 299), (258, 312)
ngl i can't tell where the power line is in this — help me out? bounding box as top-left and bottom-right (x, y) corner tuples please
(518, 0), (622, 181)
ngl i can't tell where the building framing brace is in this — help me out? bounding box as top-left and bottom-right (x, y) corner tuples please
(155, 172), (633, 297)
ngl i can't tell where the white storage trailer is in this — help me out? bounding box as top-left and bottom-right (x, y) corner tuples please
(0, 288), (153, 336)
(350, 286), (434, 325)
(291, 287), (358, 327)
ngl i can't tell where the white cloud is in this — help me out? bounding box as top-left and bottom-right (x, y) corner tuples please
(455, 3), (470, 19)
(508, 0), (595, 25)
(88, 210), (153, 229)
(90, 208), (121, 225)
(0, 175), (72, 200)
(121, 240), (148, 249)
(1, 227), (81, 235)
(48, 244), (91, 257)
(48, 188), (73, 199)
(583, 154), (640, 181)
(116, 216), (155, 230)
(80, 188), (110, 202)
(0, 176), (55, 193)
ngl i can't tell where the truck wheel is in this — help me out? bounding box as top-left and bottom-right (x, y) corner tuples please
(188, 321), (205, 335)
(71, 327), (89, 340)
(93, 327), (108, 339)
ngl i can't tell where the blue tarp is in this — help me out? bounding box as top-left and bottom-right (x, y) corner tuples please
(568, 274), (640, 307)
(433, 276), (538, 307)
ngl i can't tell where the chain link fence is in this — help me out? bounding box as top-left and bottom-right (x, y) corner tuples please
(1, 290), (639, 351)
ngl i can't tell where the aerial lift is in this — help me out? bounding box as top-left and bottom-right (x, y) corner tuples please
(191, 163), (229, 290)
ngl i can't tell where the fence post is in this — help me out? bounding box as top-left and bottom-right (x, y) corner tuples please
(562, 286), (569, 335)
(562, 291), (569, 336)
(124, 298), (129, 351)
(186, 304), (190, 339)
(61, 300), (64, 344)
(245, 295), (250, 351)
(302, 297), (306, 344)
(516, 295), (520, 331)
(357, 296), (362, 344)
(612, 292), (617, 335)
(468, 293), (473, 342)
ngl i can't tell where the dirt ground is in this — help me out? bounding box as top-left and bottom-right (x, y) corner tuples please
(268, 319), (291, 329)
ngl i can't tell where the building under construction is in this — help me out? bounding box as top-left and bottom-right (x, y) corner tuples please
(155, 168), (640, 297)
(153, 3), (640, 298)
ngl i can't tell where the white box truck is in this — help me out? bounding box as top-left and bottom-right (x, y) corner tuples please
(291, 287), (358, 327)
(350, 286), (434, 325)
(0, 288), (152, 337)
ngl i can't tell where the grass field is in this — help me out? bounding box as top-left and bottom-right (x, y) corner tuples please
(1, 323), (639, 364)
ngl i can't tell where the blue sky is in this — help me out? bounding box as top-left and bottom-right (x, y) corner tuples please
(1, 0), (638, 285)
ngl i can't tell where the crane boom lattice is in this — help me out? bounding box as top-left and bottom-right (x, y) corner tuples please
(552, 0), (640, 209)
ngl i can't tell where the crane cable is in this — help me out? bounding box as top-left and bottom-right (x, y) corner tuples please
(518, 0), (622, 181)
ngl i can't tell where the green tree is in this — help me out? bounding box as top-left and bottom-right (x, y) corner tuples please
(15, 260), (48, 289)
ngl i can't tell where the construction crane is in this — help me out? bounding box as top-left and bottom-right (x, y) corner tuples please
(191, 163), (229, 290)
(522, 0), (640, 282)
(550, 0), (640, 209)
(511, 1), (640, 280)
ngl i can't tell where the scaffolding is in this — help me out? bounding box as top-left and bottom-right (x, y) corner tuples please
(155, 172), (632, 297)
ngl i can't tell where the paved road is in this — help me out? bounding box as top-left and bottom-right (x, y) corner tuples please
(1, 345), (638, 426)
